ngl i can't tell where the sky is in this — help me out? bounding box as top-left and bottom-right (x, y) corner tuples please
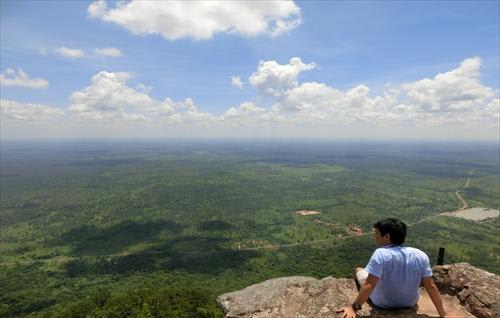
(1, 0), (499, 140)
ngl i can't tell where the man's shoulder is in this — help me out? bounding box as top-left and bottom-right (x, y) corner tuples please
(371, 247), (395, 260)
(402, 246), (430, 261)
(372, 247), (390, 256)
(372, 246), (429, 260)
(403, 246), (426, 254)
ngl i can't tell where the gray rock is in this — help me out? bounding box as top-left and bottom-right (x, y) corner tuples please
(217, 263), (498, 318)
(433, 263), (499, 318)
(217, 276), (361, 318)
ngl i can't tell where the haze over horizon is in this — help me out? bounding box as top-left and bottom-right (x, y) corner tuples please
(1, 1), (499, 141)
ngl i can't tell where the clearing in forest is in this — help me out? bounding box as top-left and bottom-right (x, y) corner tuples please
(296, 210), (321, 215)
(440, 207), (500, 221)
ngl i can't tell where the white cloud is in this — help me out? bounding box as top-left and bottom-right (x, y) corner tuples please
(402, 57), (494, 113)
(146, 97), (216, 124)
(87, 0), (301, 40)
(387, 57), (499, 130)
(240, 57), (498, 129)
(46, 47), (122, 59)
(271, 82), (400, 124)
(486, 98), (500, 118)
(270, 14), (303, 37)
(69, 71), (154, 121)
(87, 0), (107, 18)
(231, 76), (243, 89)
(68, 71), (214, 124)
(277, 82), (342, 113)
(55, 47), (86, 58)
(222, 102), (267, 122)
(0, 99), (63, 122)
(2, 57), (498, 140)
(0, 68), (49, 89)
(249, 57), (316, 96)
(94, 47), (123, 57)
(136, 83), (153, 93)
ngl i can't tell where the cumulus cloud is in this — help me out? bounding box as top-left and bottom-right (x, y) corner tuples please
(222, 102), (267, 122)
(94, 47), (123, 57)
(402, 57), (494, 113)
(136, 83), (153, 93)
(2, 57), (498, 139)
(69, 71), (154, 121)
(55, 47), (86, 58)
(0, 68), (49, 89)
(25, 57), (500, 129)
(231, 76), (243, 89)
(0, 99), (63, 122)
(249, 57), (316, 96)
(269, 82), (400, 125)
(387, 57), (499, 130)
(233, 57), (497, 129)
(68, 71), (214, 124)
(146, 97), (216, 124)
(87, 0), (302, 40)
(87, 0), (107, 18)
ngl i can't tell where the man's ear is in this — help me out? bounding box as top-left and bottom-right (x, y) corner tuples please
(384, 233), (391, 242)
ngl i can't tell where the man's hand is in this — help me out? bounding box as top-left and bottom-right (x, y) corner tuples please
(336, 306), (357, 318)
(336, 272), (376, 318)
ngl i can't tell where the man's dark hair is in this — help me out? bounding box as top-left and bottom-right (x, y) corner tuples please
(373, 218), (407, 245)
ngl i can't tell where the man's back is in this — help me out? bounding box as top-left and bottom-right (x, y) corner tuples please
(365, 245), (433, 308)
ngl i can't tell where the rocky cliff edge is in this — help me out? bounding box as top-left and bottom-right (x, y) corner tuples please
(217, 263), (499, 318)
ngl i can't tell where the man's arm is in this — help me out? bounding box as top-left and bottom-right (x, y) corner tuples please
(336, 274), (379, 318)
(421, 276), (447, 317)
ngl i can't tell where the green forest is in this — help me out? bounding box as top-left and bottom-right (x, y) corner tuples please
(1, 140), (499, 317)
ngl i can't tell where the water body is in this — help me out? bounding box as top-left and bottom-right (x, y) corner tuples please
(440, 207), (500, 221)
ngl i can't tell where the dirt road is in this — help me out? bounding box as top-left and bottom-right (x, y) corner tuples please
(455, 170), (474, 209)
(0, 171), (477, 266)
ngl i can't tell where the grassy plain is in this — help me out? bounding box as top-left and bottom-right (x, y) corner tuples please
(0, 140), (499, 317)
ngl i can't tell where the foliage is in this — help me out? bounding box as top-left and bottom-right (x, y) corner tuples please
(0, 141), (498, 317)
(51, 287), (223, 318)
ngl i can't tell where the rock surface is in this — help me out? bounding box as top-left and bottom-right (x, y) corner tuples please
(217, 263), (498, 318)
(433, 263), (499, 318)
(217, 276), (362, 318)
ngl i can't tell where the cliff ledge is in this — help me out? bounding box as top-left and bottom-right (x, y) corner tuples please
(217, 263), (499, 318)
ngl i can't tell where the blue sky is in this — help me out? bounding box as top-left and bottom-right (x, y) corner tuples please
(1, 1), (499, 140)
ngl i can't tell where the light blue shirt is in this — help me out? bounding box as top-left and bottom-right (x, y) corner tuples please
(365, 245), (433, 308)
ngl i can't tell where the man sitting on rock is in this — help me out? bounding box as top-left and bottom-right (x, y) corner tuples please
(337, 218), (448, 318)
